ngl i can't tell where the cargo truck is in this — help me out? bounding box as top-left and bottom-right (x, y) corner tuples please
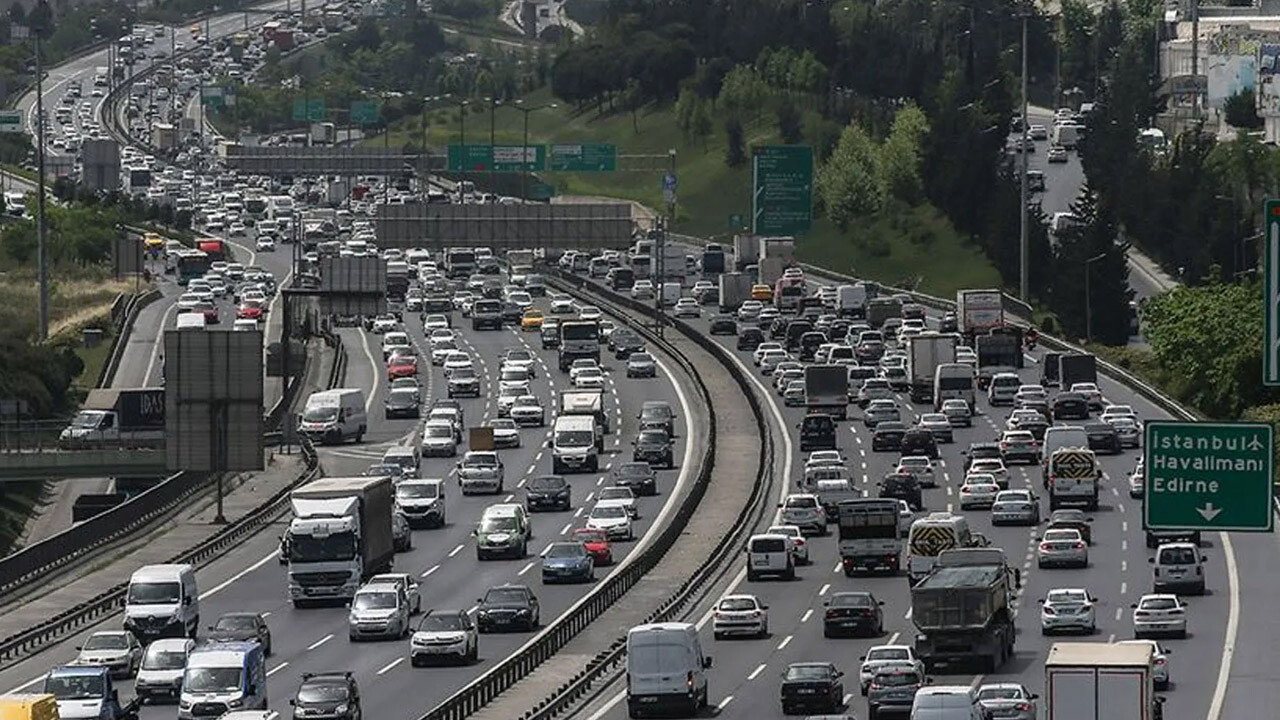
(310, 122), (336, 145)
(906, 333), (958, 404)
(956, 289), (1004, 341)
(701, 245), (726, 277)
(910, 548), (1018, 672)
(1045, 642), (1163, 720)
(975, 327), (1024, 389)
(558, 320), (601, 371)
(835, 284), (867, 318)
(286, 476), (395, 607)
(733, 234), (760, 271)
(385, 260), (410, 300)
(837, 498), (902, 575)
(759, 236), (796, 264)
(717, 272), (753, 312)
(866, 297), (902, 328)
(659, 245), (687, 282)
(560, 389), (610, 450)
(1060, 353), (1098, 388)
(758, 256), (786, 288)
(804, 365), (849, 419)
(59, 388), (165, 449)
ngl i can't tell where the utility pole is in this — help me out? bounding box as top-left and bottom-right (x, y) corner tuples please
(1191, 0), (1200, 119)
(1084, 253), (1106, 342)
(34, 15), (49, 340)
(1019, 13), (1030, 303)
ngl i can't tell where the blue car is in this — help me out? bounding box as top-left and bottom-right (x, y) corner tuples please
(541, 542), (595, 584)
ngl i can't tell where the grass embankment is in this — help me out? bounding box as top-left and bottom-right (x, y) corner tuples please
(375, 90), (1001, 298)
(0, 275), (132, 389)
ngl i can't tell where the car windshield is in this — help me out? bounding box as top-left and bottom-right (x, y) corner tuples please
(545, 544), (584, 559)
(142, 647), (187, 670)
(213, 615), (257, 631)
(593, 506), (626, 519)
(419, 614), (466, 632)
(84, 634), (129, 650)
(353, 592), (397, 610)
(127, 581), (181, 604)
(184, 667), (242, 693)
(484, 588), (528, 604)
(638, 431), (668, 444)
(784, 665), (833, 682)
(465, 454), (497, 467)
(296, 681), (348, 703)
(1141, 597), (1179, 610)
(397, 484), (438, 499)
(480, 516), (517, 532)
(831, 594), (873, 607)
(501, 369), (526, 381)
(1048, 590), (1088, 604)
(875, 673), (921, 687)
(786, 496), (817, 508)
(719, 597), (758, 611)
(491, 420), (517, 430)
(425, 425), (453, 439)
(575, 530), (607, 543)
(978, 687), (1025, 701)
(45, 675), (105, 699)
(1044, 530), (1079, 542)
(868, 647), (910, 661)
(1159, 547), (1198, 564)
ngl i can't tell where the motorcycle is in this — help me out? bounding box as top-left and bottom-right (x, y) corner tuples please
(1025, 333), (1039, 352)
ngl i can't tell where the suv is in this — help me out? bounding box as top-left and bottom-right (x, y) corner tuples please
(475, 504), (531, 560)
(964, 442), (1003, 473)
(800, 413), (837, 452)
(1151, 542), (1207, 595)
(878, 472), (923, 511)
(745, 534), (796, 582)
(637, 401), (677, 435)
(899, 428), (938, 460)
(410, 610), (478, 666)
(475, 585), (541, 632)
(632, 429), (674, 468)
(291, 672), (361, 720)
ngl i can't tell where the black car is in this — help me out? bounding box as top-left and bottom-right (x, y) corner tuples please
(637, 401), (676, 436)
(1048, 509), (1094, 544)
(1084, 422), (1122, 454)
(709, 315), (738, 335)
(964, 442), (1003, 473)
(612, 332), (645, 359)
(541, 324), (561, 349)
(1021, 418), (1050, 441)
(822, 591), (884, 638)
(797, 331), (828, 361)
(1053, 392), (1091, 420)
(384, 387), (421, 419)
(737, 327), (765, 350)
(207, 612), (272, 654)
(291, 672), (360, 720)
(422, 296), (453, 313)
(938, 312), (959, 333)
(447, 367), (482, 398)
(871, 421), (908, 452)
(501, 301), (524, 323)
(800, 413), (837, 452)
(899, 428), (938, 460)
(475, 585), (540, 632)
(878, 472), (922, 511)
(525, 475), (571, 511)
(633, 429), (674, 468)
(780, 662), (846, 716)
(612, 461), (658, 496)
(785, 321), (815, 351)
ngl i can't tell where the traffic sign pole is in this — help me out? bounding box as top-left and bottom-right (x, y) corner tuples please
(1266, 199), (1280, 386)
(1143, 421), (1274, 532)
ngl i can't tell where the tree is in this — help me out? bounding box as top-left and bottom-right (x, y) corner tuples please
(717, 64), (769, 122)
(690, 98), (713, 148)
(817, 121), (881, 229)
(693, 57), (734, 103)
(1224, 89), (1263, 129)
(675, 87), (697, 141)
(876, 103), (930, 204)
(724, 116), (745, 167)
(776, 101), (802, 143)
(619, 78), (644, 133)
(1046, 185), (1133, 344)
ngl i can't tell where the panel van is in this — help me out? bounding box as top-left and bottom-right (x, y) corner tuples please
(133, 637), (195, 703)
(297, 389), (367, 444)
(626, 623), (712, 717)
(550, 415), (598, 474)
(175, 313), (206, 331)
(124, 564), (199, 641)
(178, 642), (266, 720)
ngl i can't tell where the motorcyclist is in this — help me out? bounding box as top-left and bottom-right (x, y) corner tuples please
(1025, 328), (1039, 349)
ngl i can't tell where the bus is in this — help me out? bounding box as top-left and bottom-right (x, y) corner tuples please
(172, 249), (210, 285)
(906, 512), (977, 584)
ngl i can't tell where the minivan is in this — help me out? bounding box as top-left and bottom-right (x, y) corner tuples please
(910, 685), (985, 720)
(178, 641), (267, 719)
(297, 388), (368, 444)
(987, 373), (1021, 405)
(625, 623), (712, 716)
(134, 637), (195, 703)
(551, 415), (599, 474)
(474, 504), (531, 560)
(124, 564), (199, 641)
(745, 534), (796, 581)
(1151, 542), (1207, 595)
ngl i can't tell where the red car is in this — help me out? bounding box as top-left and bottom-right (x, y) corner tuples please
(196, 301), (220, 324)
(237, 301), (264, 320)
(387, 355), (419, 380)
(572, 528), (613, 566)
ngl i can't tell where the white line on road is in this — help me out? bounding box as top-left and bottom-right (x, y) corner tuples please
(1120, 581), (1127, 595)
(266, 662), (289, 677)
(747, 664), (767, 680)
(422, 565), (440, 578)
(449, 544), (464, 557)
(1115, 607), (1123, 621)
(800, 609), (813, 623)
(717, 696), (734, 710)
(819, 583), (830, 596)
(376, 658), (403, 675)
(518, 561), (535, 575)
(307, 634), (333, 651)
(560, 523), (572, 535)
(777, 635), (792, 649)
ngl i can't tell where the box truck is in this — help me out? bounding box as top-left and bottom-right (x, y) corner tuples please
(1045, 642), (1161, 720)
(956, 289), (1004, 339)
(732, 234), (760, 271)
(804, 365), (849, 420)
(286, 476), (395, 607)
(718, 272), (753, 312)
(59, 388), (165, 449)
(906, 333), (958, 404)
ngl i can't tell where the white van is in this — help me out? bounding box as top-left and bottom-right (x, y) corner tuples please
(134, 637), (195, 703)
(551, 415), (599, 474)
(745, 533), (796, 581)
(987, 373), (1020, 405)
(660, 282), (682, 307)
(233, 318), (258, 332)
(626, 623), (712, 717)
(933, 363), (976, 410)
(175, 313), (206, 331)
(1041, 426), (1090, 484)
(124, 564), (199, 641)
(178, 641), (267, 720)
(297, 388), (367, 444)
(835, 284), (867, 318)
(910, 685), (984, 720)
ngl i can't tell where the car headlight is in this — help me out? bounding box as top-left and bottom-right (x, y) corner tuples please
(228, 700), (243, 709)
(335, 705), (348, 715)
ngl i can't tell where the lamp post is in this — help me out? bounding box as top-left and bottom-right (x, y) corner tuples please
(1019, 10), (1030, 303)
(1084, 253), (1106, 342)
(511, 99), (556, 202)
(31, 2), (50, 340)
(487, 96), (500, 200)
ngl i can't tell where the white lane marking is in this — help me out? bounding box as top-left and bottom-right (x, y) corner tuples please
(1121, 539), (1128, 551)
(1114, 607), (1123, 621)
(518, 561), (535, 576)
(800, 609), (813, 623)
(266, 662), (289, 677)
(887, 631), (900, 644)
(358, 328), (380, 412)
(449, 544), (464, 557)
(377, 658), (403, 675)
(560, 523), (572, 535)
(1120, 581), (1127, 595)
(307, 634), (333, 650)
(717, 696), (734, 710)
(422, 565), (440, 578)
(777, 635), (792, 650)
(1208, 532), (1242, 720)
(905, 607), (913, 620)
(843, 693), (853, 706)
(747, 663), (767, 681)
(818, 583), (830, 596)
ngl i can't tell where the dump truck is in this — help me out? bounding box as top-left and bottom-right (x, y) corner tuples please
(837, 498), (902, 576)
(910, 548), (1018, 672)
(718, 272), (753, 312)
(906, 333), (958, 404)
(286, 476), (395, 607)
(956, 289), (1004, 341)
(1045, 642), (1162, 720)
(1060, 353), (1098, 389)
(804, 364), (849, 420)
(59, 388), (165, 449)
(975, 327), (1025, 389)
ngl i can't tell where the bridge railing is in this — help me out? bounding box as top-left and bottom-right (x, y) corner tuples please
(0, 421), (164, 453)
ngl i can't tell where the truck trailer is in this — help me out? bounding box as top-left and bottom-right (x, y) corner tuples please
(956, 289), (1004, 341)
(910, 548), (1018, 672)
(286, 476), (395, 607)
(1045, 642), (1161, 720)
(718, 272), (753, 312)
(804, 365), (849, 420)
(1060, 353), (1098, 389)
(906, 333), (958, 404)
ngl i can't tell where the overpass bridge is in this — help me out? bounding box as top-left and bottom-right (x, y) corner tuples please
(0, 422), (168, 481)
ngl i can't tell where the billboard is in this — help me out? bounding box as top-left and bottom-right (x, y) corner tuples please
(1258, 44), (1280, 118)
(1208, 54), (1258, 109)
(163, 330), (265, 472)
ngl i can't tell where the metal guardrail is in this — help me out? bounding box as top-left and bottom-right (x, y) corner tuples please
(95, 288), (161, 389)
(419, 274), (729, 720)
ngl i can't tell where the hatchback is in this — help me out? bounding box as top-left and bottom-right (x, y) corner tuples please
(1132, 593), (1188, 639)
(712, 594), (769, 639)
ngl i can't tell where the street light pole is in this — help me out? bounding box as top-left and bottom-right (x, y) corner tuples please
(512, 100), (557, 202)
(488, 97), (498, 200)
(1084, 253), (1106, 342)
(34, 13), (49, 340)
(1019, 12), (1030, 303)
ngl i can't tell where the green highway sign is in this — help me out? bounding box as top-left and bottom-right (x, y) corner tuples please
(0, 110), (23, 133)
(751, 145), (813, 236)
(351, 101), (380, 126)
(447, 144), (546, 172)
(548, 143), (617, 172)
(527, 181), (555, 201)
(1144, 421), (1275, 532)
(292, 98), (326, 122)
(1265, 199), (1280, 385)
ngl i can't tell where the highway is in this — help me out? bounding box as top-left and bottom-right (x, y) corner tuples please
(574, 266), (1280, 720)
(0, 284), (701, 720)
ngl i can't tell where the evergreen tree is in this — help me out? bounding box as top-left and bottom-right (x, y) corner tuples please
(1048, 185), (1133, 344)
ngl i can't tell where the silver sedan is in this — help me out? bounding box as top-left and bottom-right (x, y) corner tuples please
(977, 683), (1039, 720)
(991, 489), (1040, 525)
(1036, 528), (1089, 568)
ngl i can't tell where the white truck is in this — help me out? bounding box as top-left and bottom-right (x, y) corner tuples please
(906, 333), (958, 404)
(956, 289), (1004, 340)
(758, 256), (786, 288)
(732, 234), (760, 271)
(286, 476), (395, 607)
(804, 364), (849, 420)
(837, 498), (903, 575)
(59, 388), (165, 449)
(717, 272), (753, 312)
(759, 236), (797, 264)
(659, 244), (687, 281)
(1045, 642), (1161, 720)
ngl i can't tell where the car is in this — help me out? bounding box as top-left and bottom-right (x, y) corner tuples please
(1028, 124), (1048, 140)
(1084, 421), (1122, 454)
(864, 400), (901, 428)
(940, 398), (972, 427)
(598, 486), (639, 519)
(549, 294), (576, 313)
(1037, 528), (1089, 568)
(1052, 392), (1091, 420)
(959, 476), (1001, 510)
(897, 499), (915, 537)
(443, 351), (474, 376)
(916, 413), (953, 443)
(1101, 403), (1137, 422)
(503, 348), (538, 377)
(291, 672), (362, 719)
(489, 418), (521, 448)
(867, 666), (927, 719)
(430, 339), (459, 366)
(899, 427), (939, 459)
(1132, 593), (1188, 639)
(1151, 541), (1207, 594)
(712, 594), (769, 639)
(520, 309), (544, 331)
(779, 493), (827, 536)
(384, 387), (421, 419)
(420, 420), (459, 457)
(1039, 588), (1097, 635)
(1047, 508), (1094, 545)
(476, 584), (540, 632)
(1128, 466), (1145, 498)
(783, 380), (807, 407)
(992, 489), (1040, 525)
(638, 400), (677, 435)
(895, 456), (936, 488)
(632, 429), (674, 468)
(630, 280), (655, 300)
(999, 430), (1041, 464)
(72, 630), (142, 678)
(759, 349), (789, 374)
(612, 461), (658, 496)
(822, 591), (884, 638)
(612, 332), (646, 359)
(366, 573), (422, 615)
(871, 421), (908, 452)
(423, 314), (451, 331)
(572, 528), (613, 566)
(878, 472), (923, 511)
(1047, 144), (1068, 162)
(673, 297), (700, 318)
(753, 342), (785, 366)
(456, 451), (504, 494)
(255, 236), (275, 252)
(976, 683), (1039, 720)
(626, 352), (657, 378)
(542, 542), (595, 583)
(586, 503), (634, 540)
(858, 645), (925, 695)
(447, 366), (481, 398)
(709, 315), (737, 335)
(1071, 382), (1104, 409)
(765, 524), (810, 565)
(497, 382), (530, 417)
(207, 612), (273, 653)
(508, 395), (546, 427)
(1117, 639), (1171, 689)
(410, 610), (478, 665)
(779, 662), (845, 716)
(392, 510), (414, 552)
(568, 359), (601, 385)
(1107, 415), (1142, 448)
(737, 327), (765, 351)
(966, 457), (1010, 489)
(1014, 385), (1048, 407)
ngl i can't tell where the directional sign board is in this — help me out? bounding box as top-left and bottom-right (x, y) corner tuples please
(548, 144), (617, 172)
(350, 100), (380, 126)
(292, 98), (325, 122)
(1265, 198), (1280, 385)
(0, 110), (23, 133)
(752, 145), (813, 236)
(1143, 421), (1274, 532)
(447, 144), (545, 173)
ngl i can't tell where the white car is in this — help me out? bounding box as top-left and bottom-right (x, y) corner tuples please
(759, 349), (789, 375)
(895, 456), (936, 488)
(959, 476), (1001, 510)
(72, 630), (143, 678)
(597, 486), (638, 518)
(1070, 382), (1104, 410)
(1101, 404), (1137, 422)
(672, 298), (700, 318)
(366, 573), (422, 615)
(431, 340), (459, 366)
(423, 314), (450, 331)
(630, 281), (655, 300)
(578, 305), (602, 321)
(897, 500), (914, 537)
(766, 524), (810, 565)
(1117, 639), (1170, 689)
(736, 300), (763, 322)
(371, 315), (399, 334)
(966, 458), (1010, 489)
(550, 294), (576, 313)
(509, 396), (546, 427)
(176, 293), (203, 311)
(711, 594), (769, 639)
(420, 420), (458, 457)
(1014, 385), (1048, 407)
(443, 352), (474, 376)
(569, 359), (600, 384)
(805, 450), (845, 471)
(497, 382), (529, 417)
(1039, 587), (1097, 635)
(858, 645), (925, 694)
(502, 349), (537, 377)
(489, 418), (521, 448)
(1132, 593), (1187, 639)
(410, 609), (478, 665)
(1006, 409), (1045, 430)
(753, 342), (785, 366)
(573, 367), (605, 389)
(382, 331), (411, 358)
(254, 236), (275, 252)
(586, 503), (633, 540)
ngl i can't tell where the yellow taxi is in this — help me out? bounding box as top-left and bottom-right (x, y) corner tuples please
(520, 309), (544, 331)
(751, 284), (773, 301)
(143, 232), (164, 250)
